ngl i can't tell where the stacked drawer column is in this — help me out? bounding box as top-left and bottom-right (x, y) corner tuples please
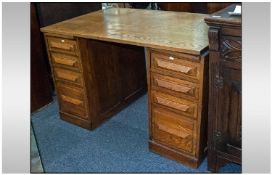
(147, 49), (208, 168)
(44, 34), (91, 128)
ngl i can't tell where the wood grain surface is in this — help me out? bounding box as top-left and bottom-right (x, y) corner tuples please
(41, 8), (209, 55)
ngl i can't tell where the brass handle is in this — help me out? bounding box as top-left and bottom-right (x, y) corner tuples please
(61, 95), (83, 105)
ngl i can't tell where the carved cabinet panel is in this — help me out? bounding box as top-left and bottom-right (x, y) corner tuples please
(221, 36), (241, 63)
(216, 35), (241, 157)
(216, 63), (241, 157)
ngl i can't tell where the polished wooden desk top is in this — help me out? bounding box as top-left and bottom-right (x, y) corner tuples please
(41, 8), (209, 55)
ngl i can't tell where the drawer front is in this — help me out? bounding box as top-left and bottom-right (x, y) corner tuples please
(54, 67), (83, 86)
(56, 83), (87, 119)
(152, 106), (195, 154)
(47, 36), (77, 55)
(151, 52), (201, 81)
(151, 73), (199, 100)
(51, 52), (81, 71)
(152, 91), (198, 119)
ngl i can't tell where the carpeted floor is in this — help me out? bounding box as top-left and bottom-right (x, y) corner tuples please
(30, 125), (44, 173)
(31, 94), (241, 173)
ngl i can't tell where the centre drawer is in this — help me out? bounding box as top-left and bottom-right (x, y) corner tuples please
(151, 51), (201, 81)
(152, 91), (198, 119)
(54, 67), (83, 86)
(151, 106), (195, 154)
(56, 82), (88, 119)
(151, 73), (199, 100)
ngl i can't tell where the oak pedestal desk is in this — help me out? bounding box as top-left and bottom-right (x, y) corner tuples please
(41, 8), (209, 168)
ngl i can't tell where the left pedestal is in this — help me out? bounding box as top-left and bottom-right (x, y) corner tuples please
(43, 34), (147, 130)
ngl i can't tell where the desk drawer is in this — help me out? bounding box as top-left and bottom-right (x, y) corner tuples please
(152, 91), (197, 119)
(51, 52), (81, 71)
(152, 106), (195, 154)
(56, 83), (87, 119)
(54, 67), (83, 86)
(47, 36), (77, 55)
(151, 52), (200, 81)
(151, 73), (199, 100)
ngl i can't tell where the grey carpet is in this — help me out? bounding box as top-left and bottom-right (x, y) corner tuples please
(31, 94), (241, 173)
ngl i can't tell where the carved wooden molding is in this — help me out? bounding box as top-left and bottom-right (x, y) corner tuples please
(208, 28), (220, 51)
(215, 74), (224, 89)
(221, 39), (241, 63)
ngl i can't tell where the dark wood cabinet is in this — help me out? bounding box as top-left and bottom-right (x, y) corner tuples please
(158, 3), (234, 14)
(205, 4), (241, 172)
(36, 3), (102, 27)
(206, 3), (235, 14)
(31, 3), (53, 112)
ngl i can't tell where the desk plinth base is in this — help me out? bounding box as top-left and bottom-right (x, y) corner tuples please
(60, 112), (92, 130)
(149, 140), (204, 169)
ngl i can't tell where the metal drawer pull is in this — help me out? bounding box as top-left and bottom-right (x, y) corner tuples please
(169, 56), (174, 60)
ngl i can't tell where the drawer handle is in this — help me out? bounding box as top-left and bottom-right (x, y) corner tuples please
(155, 96), (189, 112)
(169, 56), (174, 60)
(155, 78), (192, 94)
(156, 122), (190, 139)
(61, 95), (83, 105)
(56, 71), (79, 82)
(50, 41), (74, 51)
(156, 59), (192, 74)
(53, 56), (77, 67)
